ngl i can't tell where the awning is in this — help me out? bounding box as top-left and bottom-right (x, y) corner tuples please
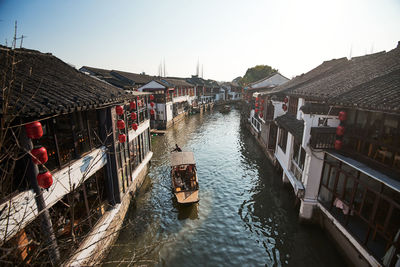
(327, 151), (400, 193)
(171, 152), (196, 166)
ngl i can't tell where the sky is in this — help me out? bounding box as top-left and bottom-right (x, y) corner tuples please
(0, 0), (399, 81)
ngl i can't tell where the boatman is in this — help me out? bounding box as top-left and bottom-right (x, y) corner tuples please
(172, 144), (182, 152)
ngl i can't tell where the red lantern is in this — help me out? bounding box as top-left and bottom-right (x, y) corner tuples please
(260, 106), (264, 111)
(334, 139), (342, 150)
(256, 97), (259, 102)
(259, 113), (263, 118)
(339, 111), (347, 121)
(131, 112), (137, 120)
(116, 105), (124, 115)
(37, 171), (53, 189)
(132, 123), (138, 131)
(284, 97), (289, 103)
(137, 96), (140, 100)
(150, 102), (155, 107)
(255, 103), (259, 107)
(25, 121), (43, 139)
(130, 102), (136, 110)
(118, 134), (126, 143)
(150, 109), (155, 115)
(282, 104), (288, 111)
(255, 108), (259, 113)
(261, 99), (265, 104)
(336, 125), (345, 136)
(117, 119), (125, 130)
(150, 95), (155, 101)
(31, 146), (48, 165)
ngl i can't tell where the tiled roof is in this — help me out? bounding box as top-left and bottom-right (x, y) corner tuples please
(111, 70), (155, 85)
(270, 58), (348, 95)
(160, 78), (193, 87)
(328, 69), (400, 114)
(275, 114), (304, 141)
(0, 47), (144, 119)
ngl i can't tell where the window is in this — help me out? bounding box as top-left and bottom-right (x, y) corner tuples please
(72, 112), (91, 156)
(40, 119), (58, 171)
(288, 97), (298, 115)
(278, 128), (288, 152)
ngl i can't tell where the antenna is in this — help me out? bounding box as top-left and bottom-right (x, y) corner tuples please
(201, 64), (203, 78)
(348, 44), (353, 59)
(196, 58), (199, 76)
(13, 21), (17, 49)
(163, 58), (166, 77)
(19, 35), (27, 48)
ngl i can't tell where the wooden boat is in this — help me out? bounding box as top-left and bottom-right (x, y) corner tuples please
(171, 152), (199, 204)
(220, 105), (231, 113)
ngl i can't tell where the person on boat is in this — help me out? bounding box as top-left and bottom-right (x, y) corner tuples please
(171, 144), (182, 152)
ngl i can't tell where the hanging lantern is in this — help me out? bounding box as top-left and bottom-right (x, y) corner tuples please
(25, 121), (43, 139)
(117, 119), (125, 130)
(284, 97), (289, 103)
(150, 109), (155, 115)
(259, 113), (263, 118)
(137, 96), (140, 100)
(282, 104), (288, 111)
(261, 99), (265, 104)
(118, 134), (126, 143)
(339, 111), (347, 121)
(256, 97), (259, 102)
(31, 147), (47, 165)
(334, 139), (343, 150)
(31, 146), (48, 165)
(116, 105), (124, 115)
(336, 125), (345, 136)
(130, 101), (136, 110)
(131, 112), (137, 120)
(260, 106), (264, 111)
(37, 171), (53, 189)
(150, 95), (155, 101)
(132, 123), (138, 131)
(255, 108), (259, 113)
(150, 102), (155, 107)
(255, 103), (259, 107)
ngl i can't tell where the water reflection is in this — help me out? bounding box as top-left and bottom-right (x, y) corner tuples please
(103, 109), (346, 267)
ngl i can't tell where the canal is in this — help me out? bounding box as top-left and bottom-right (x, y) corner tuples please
(103, 107), (346, 266)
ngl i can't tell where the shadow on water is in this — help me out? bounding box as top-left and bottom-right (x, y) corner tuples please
(103, 109), (347, 267)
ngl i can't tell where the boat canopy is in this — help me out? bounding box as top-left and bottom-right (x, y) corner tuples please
(171, 152), (196, 166)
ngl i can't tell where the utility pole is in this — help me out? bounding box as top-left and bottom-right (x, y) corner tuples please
(13, 21), (17, 49)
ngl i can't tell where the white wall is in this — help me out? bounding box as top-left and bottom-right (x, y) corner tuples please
(166, 102), (173, 122)
(251, 73), (289, 89)
(272, 100), (286, 119)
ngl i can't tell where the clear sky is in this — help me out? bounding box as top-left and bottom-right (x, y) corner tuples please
(0, 0), (399, 81)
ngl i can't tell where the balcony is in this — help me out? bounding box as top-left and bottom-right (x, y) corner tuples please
(310, 127), (336, 149)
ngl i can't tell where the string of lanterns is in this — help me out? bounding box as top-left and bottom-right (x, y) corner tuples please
(254, 96), (264, 118)
(149, 95), (155, 118)
(116, 105), (126, 143)
(335, 111), (347, 150)
(25, 121), (53, 189)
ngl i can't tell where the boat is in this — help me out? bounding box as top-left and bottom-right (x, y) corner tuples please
(171, 151), (199, 204)
(220, 105), (231, 113)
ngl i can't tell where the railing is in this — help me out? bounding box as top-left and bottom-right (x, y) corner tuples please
(310, 127), (336, 149)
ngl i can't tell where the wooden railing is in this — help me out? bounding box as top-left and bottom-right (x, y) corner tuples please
(310, 127), (336, 149)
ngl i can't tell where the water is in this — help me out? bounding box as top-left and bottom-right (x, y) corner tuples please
(103, 108), (346, 266)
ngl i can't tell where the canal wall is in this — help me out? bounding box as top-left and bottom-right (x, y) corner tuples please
(65, 157), (151, 266)
(166, 111), (188, 128)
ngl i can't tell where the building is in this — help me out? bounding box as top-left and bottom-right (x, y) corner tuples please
(0, 47), (152, 265)
(138, 78), (196, 129)
(249, 43), (400, 266)
(80, 66), (155, 90)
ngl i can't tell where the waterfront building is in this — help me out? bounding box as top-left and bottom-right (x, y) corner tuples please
(248, 43), (400, 266)
(221, 82), (243, 101)
(0, 47), (152, 265)
(138, 78), (196, 129)
(186, 75), (220, 104)
(245, 73), (289, 161)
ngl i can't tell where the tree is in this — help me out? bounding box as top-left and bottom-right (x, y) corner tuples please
(241, 65), (278, 85)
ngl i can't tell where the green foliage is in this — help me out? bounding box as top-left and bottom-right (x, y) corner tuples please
(241, 65), (278, 85)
